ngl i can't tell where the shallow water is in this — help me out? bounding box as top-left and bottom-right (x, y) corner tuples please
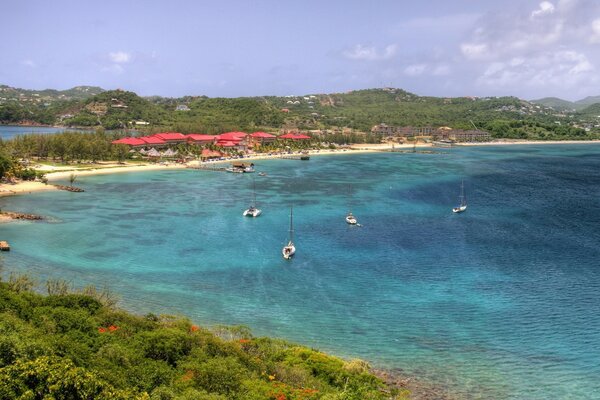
(1, 145), (599, 399)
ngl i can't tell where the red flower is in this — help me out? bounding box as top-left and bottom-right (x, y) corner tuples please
(108, 325), (119, 332)
(98, 327), (107, 333)
(190, 325), (200, 332)
(238, 338), (250, 344)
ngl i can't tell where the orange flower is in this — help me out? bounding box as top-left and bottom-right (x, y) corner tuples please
(238, 338), (250, 343)
(181, 370), (194, 382)
(98, 327), (107, 333)
(108, 325), (119, 332)
(190, 325), (200, 332)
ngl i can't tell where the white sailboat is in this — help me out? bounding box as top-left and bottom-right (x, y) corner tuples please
(243, 178), (262, 217)
(282, 206), (296, 259)
(452, 180), (467, 213)
(345, 211), (357, 225)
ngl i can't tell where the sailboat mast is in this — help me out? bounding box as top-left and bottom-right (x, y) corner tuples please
(252, 178), (257, 207)
(289, 206), (294, 242)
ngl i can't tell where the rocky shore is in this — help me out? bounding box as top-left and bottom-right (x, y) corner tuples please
(0, 211), (44, 222)
(374, 369), (457, 400)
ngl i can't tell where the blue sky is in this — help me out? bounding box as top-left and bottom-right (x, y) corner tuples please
(1, 0), (600, 100)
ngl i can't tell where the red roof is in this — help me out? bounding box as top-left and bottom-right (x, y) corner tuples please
(140, 136), (167, 145)
(153, 132), (186, 141)
(111, 137), (146, 146)
(186, 134), (216, 141)
(279, 133), (311, 140)
(250, 132), (276, 138)
(217, 132), (247, 141)
(201, 149), (223, 157)
(216, 140), (238, 147)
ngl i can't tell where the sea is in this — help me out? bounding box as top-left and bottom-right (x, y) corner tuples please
(0, 125), (96, 140)
(1, 144), (599, 399)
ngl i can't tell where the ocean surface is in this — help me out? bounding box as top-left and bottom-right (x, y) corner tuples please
(0, 125), (97, 140)
(1, 145), (599, 399)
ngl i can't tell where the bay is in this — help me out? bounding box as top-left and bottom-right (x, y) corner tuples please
(1, 144), (599, 399)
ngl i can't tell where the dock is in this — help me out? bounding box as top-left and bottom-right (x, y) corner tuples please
(188, 164), (228, 172)
(0, 241), (10, 251)
(280, 155), (310, 160)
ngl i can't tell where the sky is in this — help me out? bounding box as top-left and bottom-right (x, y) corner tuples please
(1, 0), (600, 100)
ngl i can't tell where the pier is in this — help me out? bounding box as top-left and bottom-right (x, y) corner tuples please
(280, 155), (310, 160)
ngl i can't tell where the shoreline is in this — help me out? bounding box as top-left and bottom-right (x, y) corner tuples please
(2, 139), (599, 198)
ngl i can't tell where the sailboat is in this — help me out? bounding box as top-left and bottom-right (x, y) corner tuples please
(243, 178), (262, 217)
(346, 211), (358, 225)
(282, 206), (296, 259)
(452, 180), (467, 213)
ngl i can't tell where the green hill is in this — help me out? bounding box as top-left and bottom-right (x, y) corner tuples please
(575, 96), (600, 108)
(63, 90), (169, 129)
(578, 103), (600, 117)
(529, 97), (578, 111)
(0, 274), (403, 399)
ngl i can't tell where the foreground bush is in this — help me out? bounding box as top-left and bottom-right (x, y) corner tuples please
(0, 278), (405, 399)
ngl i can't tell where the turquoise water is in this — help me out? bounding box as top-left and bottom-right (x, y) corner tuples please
(1, 145), (600, 399)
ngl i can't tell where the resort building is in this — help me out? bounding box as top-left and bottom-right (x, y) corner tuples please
(249, 132), (276, 145)
(152, 132), (187, 144)
(279, 133), (311, 140)
(186, 134), (216, 145)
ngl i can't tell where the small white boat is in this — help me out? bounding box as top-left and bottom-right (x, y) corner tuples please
(452, 180), (467, 213)
(345, 211), (357, 225)
(282, 206), (296, 259)
(243, 206), (262, 217)
(243, 178), (262, 217)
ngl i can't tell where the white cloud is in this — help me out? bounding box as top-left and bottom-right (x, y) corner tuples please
(478, 50), (595, 89)
(108, 51), (131, 64)
(343, 44), (397, 61)
(460, 0), (599, 93)
(21, 59), (36, 68)
(591, 18), (600, 43)
(531, 1), (555, 18)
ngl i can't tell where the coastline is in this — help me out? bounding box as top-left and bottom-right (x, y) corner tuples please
(1, 139), (599, 198)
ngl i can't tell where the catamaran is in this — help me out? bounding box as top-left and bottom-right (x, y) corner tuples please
(243, 178), (262, 217)
(282, 206), (296, 259)
(452, 180), (467, 213)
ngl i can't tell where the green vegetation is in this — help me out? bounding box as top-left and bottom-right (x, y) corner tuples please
(2, 86), (599, 140)
(0, 272), (403, 399)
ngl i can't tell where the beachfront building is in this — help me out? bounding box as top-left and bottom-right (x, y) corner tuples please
(279, 133), (311, 140)
(215, 132), (249, 151)
(152, 132), (187, 144)
(111, 137), (147, 148)
(186, 134), (216, 146)
(200, 149), (223, 161)
(250, 132), (276, 143)
(140, 136), (167, 147)
(249, 132), (276, 148)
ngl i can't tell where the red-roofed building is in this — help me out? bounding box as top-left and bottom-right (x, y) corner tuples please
(111, 137), (146, 147)
(216, 132), (248, 150)
(217, 132), (247, 141)
(139, 136), (167, 147)
(200, 149), (223, 160)
(186, 134), (216, 145)
(279, 133), (311, 140)
(152, 132), (187, 143)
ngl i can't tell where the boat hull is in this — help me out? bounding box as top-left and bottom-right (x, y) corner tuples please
(243, 208), (262, 217)
(282, 243), (296, 259)
(452, 205), (467, 213)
